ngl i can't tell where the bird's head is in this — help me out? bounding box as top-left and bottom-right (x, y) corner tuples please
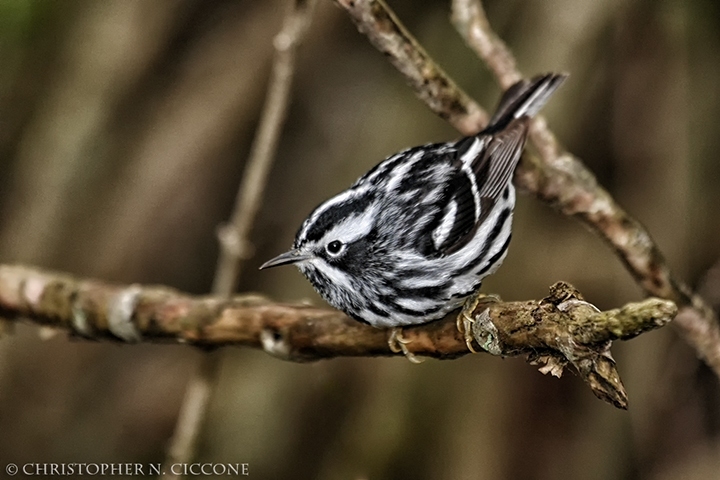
(260, 190), (383, 309)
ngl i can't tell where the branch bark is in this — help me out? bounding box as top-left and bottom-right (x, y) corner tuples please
(0, 265), (675, 408)
(331, 0), (720, 377)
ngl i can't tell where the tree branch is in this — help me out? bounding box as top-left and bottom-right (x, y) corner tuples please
(331, 0), (720, 377)
(333, 0), (488, 134)
(0, 265), (675, 408)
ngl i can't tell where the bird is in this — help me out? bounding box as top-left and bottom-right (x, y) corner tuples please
(261, 73), (566, 358)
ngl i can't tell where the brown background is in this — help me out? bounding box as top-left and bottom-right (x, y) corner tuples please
(0, 0), (718, 479)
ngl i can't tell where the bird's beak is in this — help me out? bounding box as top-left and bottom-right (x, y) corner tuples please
(259, 249), (312, 270)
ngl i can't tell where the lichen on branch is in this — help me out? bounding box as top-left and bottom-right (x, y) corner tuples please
(463, 283), (676, 409)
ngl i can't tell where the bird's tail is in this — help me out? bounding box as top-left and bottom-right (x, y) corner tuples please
(485, 73), (567, 132)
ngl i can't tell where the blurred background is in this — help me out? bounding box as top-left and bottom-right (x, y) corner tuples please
(0, 0), (719, 478)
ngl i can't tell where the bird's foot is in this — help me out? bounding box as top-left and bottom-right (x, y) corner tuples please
(457, 310), (480, 353)
(388, 327), (424, 364)
(457, 293), (501, 353)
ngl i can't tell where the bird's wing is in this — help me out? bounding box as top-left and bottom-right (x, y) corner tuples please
(475, 117), (529, 202)
(427, 119), (528, 256)
(426, 158), (479, 255)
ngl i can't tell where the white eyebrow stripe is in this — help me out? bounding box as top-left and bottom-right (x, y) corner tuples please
(296, 185), (369, 243)
(322, 203), (378, 245)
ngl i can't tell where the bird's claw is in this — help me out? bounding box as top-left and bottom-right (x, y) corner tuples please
(457, 311), (480, 353)
(388, 327), (424, 364)
(457, 292), (501, 353)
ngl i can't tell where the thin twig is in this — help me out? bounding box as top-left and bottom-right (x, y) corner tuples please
(162, 0), (318, 476)
(333, 0), (488, 134)
(213, 0), (316, 295)
(331, 0), (720, 376)
(450, 0), (520, 89)
(697, 257), (720, 310)
(0, 265), (675, 408)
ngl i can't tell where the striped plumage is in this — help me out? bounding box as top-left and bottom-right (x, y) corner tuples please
(261, 74), (566, 328)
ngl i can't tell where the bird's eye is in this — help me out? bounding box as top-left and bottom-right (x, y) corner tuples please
(326, 240), (344, 256)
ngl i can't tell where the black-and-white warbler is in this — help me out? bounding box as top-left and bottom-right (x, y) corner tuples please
(262, 74), (566, 335)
